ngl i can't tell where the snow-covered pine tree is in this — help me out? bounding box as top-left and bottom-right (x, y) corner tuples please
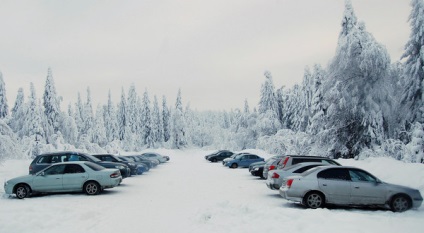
(117, 87), (127, 141)
(61, 103), (78, 144)
(152, 95), (164, 146)
(22, 83), (45, 142)
(127, 84), (139, 134)
(323, 0), (390, 157)
(171, 89), (187, 149)
(9, 87), (25, 133)
(141, 89), (153, 148)
(0, 72), (8, 119)
(84, 87), (94, 142)
(92, 104), (107, 146)
(43, 68), (61, 133)
(162, 95), (171, 142)
(308, 64), (327, 134)
(258, 71), (281, 135)
(104, 90), (119, 142)
(401, 0), (424, 125)
(74, 93), (85, 137)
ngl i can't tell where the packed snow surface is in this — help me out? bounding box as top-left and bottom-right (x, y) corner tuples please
(1, 149), (423, 233)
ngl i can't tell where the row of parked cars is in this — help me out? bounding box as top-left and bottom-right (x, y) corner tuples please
(205, 150), (423, 212)
(4, 151), (170, 199)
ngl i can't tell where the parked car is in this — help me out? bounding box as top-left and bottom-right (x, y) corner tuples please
(140, 152), (168, 163)
(93, 154), (147, 175)
(223, 153), (264, 168)
(124, 155), (158, 168)
(276, 155), (341, 170)
(4, 161), (122, 199)
(262, 155), (285, 179)
(222, 153), (242, 165)
(266, 162), (336, 190)
(279, 166), (423, 212)
(29, 151), (131, 178)
(249, 155), (284, 178)
(205, 150), (234, 162)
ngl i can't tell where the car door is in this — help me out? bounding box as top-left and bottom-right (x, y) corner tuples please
(348, 169), (387, 205)
(317, 168), (351, 204)
(32, 164), (66, 192)
(62, 164), (89, 191)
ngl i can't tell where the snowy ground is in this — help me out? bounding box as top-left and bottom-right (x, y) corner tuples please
(0, 149), (423, 233)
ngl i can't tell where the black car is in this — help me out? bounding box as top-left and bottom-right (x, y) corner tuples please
(205, 150), (234, 162)
(93, 154), (147, 175)
(249, 155), (284, 178)
(29, 151), (131, 178)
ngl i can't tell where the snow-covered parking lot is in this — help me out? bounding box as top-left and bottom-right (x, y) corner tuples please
(1, 149), (423, 233)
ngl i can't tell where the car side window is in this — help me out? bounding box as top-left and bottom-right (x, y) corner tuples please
(317, 168), (350, 181)
(44, 164), (66, 175)
(349, 169), (378, 182)
(64, 164), (85, 174)
(37, 156), (51, 164)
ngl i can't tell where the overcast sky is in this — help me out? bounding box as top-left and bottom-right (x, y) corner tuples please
(0, 0), (412, 111)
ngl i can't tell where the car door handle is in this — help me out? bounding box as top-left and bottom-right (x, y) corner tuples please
(56, 178), (61, 179)
(322, 184), (327, 186)
(354, 186), (360, 189)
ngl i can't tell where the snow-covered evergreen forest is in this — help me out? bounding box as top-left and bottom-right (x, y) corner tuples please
(1, 1), (424, 164)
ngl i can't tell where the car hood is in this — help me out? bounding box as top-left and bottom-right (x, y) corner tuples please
(7, 174), (35, 184)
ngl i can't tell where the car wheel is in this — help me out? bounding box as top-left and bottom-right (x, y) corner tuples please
(230, 163), (238, 169)
(84, 181), (100, 195)
(15, 184), (30, 199)
(390, 195), (411, 212)
(303, 192), (325, 209)
(211, 158), (217, 163)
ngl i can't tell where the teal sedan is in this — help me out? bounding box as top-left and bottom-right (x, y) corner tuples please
(4, 161), (122, 199)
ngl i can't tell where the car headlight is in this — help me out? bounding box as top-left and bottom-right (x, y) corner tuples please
(116, 165), (125, 169)
(253, 167), (259, 171)
(129, 163), (135, 166)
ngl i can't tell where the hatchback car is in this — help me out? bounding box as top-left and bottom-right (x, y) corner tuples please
(140, 152), (168, 163)
(223, 153), (264, 168)
(276, 155), (340, 170)
(93, 154), (146, 175)
(205, 150), (234, 162)
(279, 166), (423, 212)
(4, 161), (122, 199)
(29, 151), (131, 178)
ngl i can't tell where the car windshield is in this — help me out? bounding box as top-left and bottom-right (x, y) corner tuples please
(113, 156), (124, 162)
(85, 154), (102, 162)
(84, 162), (105, 171)
(234, 154), (245, 159)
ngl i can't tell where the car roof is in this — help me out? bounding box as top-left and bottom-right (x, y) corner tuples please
(38, 151), (89, 156)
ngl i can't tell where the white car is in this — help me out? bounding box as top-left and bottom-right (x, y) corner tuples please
(266, 162), (336, 190)
(4, 161), (122, 199)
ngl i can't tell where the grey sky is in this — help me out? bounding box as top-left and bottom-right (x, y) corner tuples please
(0, 0), (411, 111)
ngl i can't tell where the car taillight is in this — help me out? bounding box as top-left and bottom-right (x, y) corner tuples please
(282, 157), (289, 168)
(286, 179), (294, 188)
(29, 165), (32, 172)
(271, 173), (280, 179)
(110, 171), (121, 178)
(269, 165), (276, 171)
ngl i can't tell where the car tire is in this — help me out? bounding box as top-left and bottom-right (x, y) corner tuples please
(211, 158), (217, 163)
(303, 192), (325, 209)
(84, 181), (100, 195)
(230, 163), (238, 169)
(390, 194), (411, 212)
(15, 184), (30, 199)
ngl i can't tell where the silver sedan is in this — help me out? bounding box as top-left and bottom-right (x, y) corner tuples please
(279, 166), (423, 212)
(4, 161), (122, 199)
